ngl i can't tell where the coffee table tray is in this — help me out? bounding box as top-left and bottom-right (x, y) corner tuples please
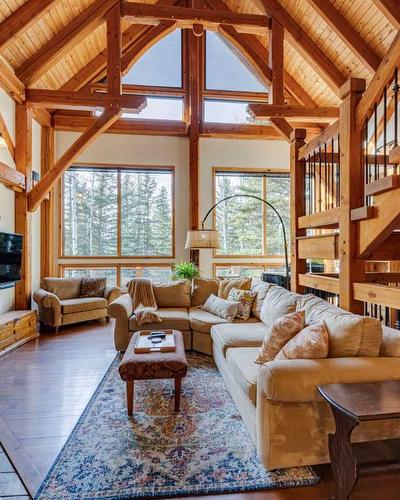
(134, 329), (176, 353)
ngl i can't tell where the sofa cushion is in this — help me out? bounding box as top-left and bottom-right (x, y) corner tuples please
(226, 347), (260, 405)
(153, 280), (191, 308)
(250, 278), (272, 320)
(218, 277), (251, 299)
(41, 278), (81, 300)
(190, 307), (259, 334)
(129, 308), (190, 332)
(380, 326), (400, 357)
(191, 277), (219, 307)
(60, 297), (107, 314)
(211, 322), (267, 356)
(260, 285), (301, 328)
(299, 298), (382, 357)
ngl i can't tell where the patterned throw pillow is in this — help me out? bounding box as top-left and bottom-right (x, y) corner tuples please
(80, 277), (107, 298)
(275, 321), (329, 360)
(255, 310), (305, 364)
(227, 287), (257, 320)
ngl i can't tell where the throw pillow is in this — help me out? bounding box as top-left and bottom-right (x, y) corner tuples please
(218, 277), (251, 299)
(227, 287), (257, 320)
(191, 277), (219, 306)
(80, 277), (106, 298)
(202, 294), (240, 322)
(275, 321), (329, 360)
(250, 278), (272, 320)
(255, 310), (305, 364)
(259, 285), (301, 328)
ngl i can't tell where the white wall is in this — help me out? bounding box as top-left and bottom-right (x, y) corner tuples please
(0, 89), (16, 313)
(55, 131), (290, 279)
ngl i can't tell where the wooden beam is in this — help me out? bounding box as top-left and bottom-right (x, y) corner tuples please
(28, 108), (122, 212)
(205, 0), (317, 106)
(40, 126), (55, 279)
(306, 0), (380, 72)
(339, 77), (366, 313)
(0, 56), (25, 103)
(257, 0), (347, 94)
(15, 103), (33, 310)
(356, 31), (400, 130)
(32, 108), (51, 127)
(372, 0), (400, 29)
(0, 162), (25, 191)
(16, 0), (120, 85)
(297, 233), (339, 260)
(290, 129), (307, 293)
(298, 207), (340, 229)
(201, 122), (283, 139)
(248, 103), (339, 120)
(0, 111), (15, 159)
(298, 119), (339, 159)
(122, 2), (271, 32)
(26, 89), (146, 112)
(53, 114), (188, 135)
(298, 273), (340, 294)
(0, 0), (59, 51)
(107, 4), (122, 96)
(353, 282), (400, 309)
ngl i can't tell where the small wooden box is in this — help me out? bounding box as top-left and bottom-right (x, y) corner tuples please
(0, 310), (38, 357)
(134, 330), (176, 353)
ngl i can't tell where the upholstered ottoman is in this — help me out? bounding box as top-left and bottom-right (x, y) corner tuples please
(119, 330), (188, 415)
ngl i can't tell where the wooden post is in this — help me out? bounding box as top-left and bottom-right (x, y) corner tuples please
(339, 78), (366, 313)
(15, 102), (33, 310)
(290, 128), (307, 293)
(40, 125), (55, 278)
(106, 3), (122, 96)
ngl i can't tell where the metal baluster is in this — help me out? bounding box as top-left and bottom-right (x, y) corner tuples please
(337, 135), (341, 207)
(384, 85), (387, 178)
(394, 68), (399, 175)
(331, 138), (334, 209)
(374, 103), (378, 180)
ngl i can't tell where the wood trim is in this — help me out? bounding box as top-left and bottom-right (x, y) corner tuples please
(0, 111), (15, 159)
(355, 31), (400, 130)
(249, 103), (339, 120)
(258, 0), (346, 94)
(298, 273), (340, 294)
(371, 0), (400, 29)
(88, 83), (186, 96)
(305, 0), (380, 72)
(16, 0), (121, 85)
(0, 55), (25, 103)
(365, 272), (400, 284)
(201, 122), (283, 139)
(0, 162), (25, 191)
(298, 120), (340, 159)
(298, 207), (340, 229)
(213, 261), (283, 278)
(353, 282), (400, 309)
(29, 108), (122, 212)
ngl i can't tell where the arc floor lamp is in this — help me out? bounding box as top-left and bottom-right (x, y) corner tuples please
(185, 194), (290, 289)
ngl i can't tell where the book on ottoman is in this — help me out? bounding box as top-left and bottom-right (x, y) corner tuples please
(134, 330), (176, 353)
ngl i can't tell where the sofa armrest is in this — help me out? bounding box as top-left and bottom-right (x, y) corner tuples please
(33, 288), (61, 310)
(257, 357), (400, 404)
(104, 285), (122, 305)
(108, 293), (134, 351)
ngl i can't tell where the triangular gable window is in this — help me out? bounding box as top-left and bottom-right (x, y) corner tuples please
(123, 30), (182, 88)
(205, 31), (268, 93)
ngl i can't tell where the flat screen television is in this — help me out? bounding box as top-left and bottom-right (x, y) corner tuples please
(0, 232), (23, 285)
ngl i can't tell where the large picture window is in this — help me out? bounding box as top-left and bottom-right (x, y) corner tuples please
(214, 170), (290, 257)
(62, 166), (174, 257)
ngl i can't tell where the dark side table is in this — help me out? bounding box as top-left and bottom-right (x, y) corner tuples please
(318, 381), (400, 500)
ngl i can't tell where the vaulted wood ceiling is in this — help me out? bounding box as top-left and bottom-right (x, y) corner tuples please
(0, 0), (397, 107)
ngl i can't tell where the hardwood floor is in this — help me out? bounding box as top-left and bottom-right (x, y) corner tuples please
(0, 320), (399, 499)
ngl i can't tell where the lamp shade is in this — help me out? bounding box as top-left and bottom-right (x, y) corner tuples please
(185, 229), (220, 249)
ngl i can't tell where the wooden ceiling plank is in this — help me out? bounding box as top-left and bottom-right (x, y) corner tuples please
(26, 88), (147, 111)
(122, 2), (271, 30)
(0, 55), (25, 103)
(356, 30), (400, 129)
(28, 107), (122, 212)
(306, 0), (381, 72)
(0, 0), (59, 51)
(106, 4), (122, 95)
(16, 0), (121, 86)
(255, 0), (347, 94)
(372, 0), (400, 29)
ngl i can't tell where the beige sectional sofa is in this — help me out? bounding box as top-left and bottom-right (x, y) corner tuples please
(109, 277), (400, 470)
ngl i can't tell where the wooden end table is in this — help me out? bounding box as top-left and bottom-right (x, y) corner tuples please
(119, 330), (187, 415)
(318, 381), (400, 500)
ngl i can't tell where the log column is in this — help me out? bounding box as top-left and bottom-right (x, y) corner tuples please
(40, 125), (55, 278)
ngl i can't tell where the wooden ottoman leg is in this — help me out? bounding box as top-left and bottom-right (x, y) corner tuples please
(174, 377), (182, 412)
(126, 380), (134, 416)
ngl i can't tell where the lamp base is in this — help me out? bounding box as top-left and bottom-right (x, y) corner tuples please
(189, 249), (199, 268)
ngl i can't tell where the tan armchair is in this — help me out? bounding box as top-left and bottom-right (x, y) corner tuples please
(33, 277), (121, 332)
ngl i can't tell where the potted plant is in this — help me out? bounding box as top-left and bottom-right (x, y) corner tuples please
(172, 261), (200, 281)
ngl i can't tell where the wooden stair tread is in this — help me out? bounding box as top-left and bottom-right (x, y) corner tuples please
(298, 208), (339, 229)
(365, 175), (400, 197)
(351, 206), (376, 221)
(389, 146), (400, 164)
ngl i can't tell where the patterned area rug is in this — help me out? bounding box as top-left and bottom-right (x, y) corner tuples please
(35, 353), (318, 499)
